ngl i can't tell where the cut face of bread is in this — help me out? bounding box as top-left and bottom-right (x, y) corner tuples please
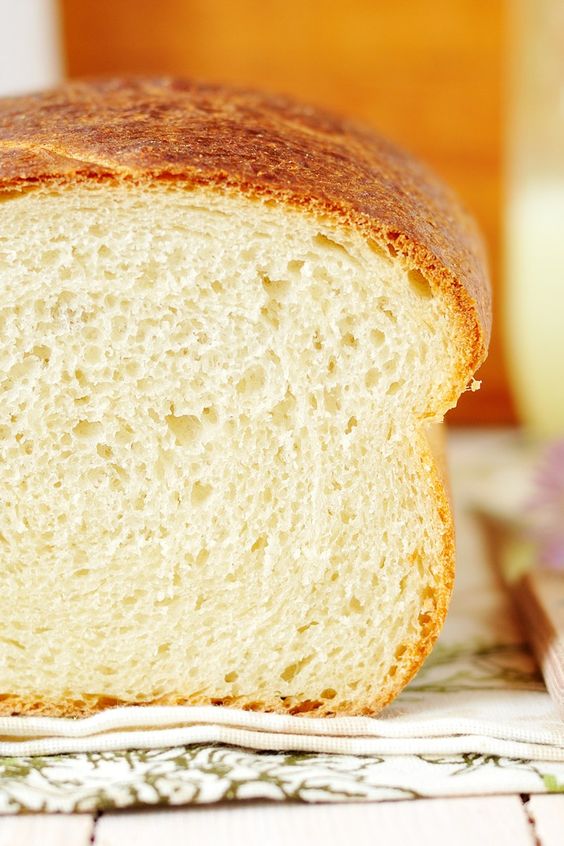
(0, 182), (469, 716)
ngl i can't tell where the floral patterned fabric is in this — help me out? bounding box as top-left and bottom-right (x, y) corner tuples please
(0, 432), (563, 812)
(1, 744), (563, 814)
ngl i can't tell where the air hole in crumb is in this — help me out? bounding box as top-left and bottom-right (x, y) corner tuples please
(96, 666), (117, 676)
(324, 387), (341, 413)
(96, 443), (113, 460)
(387, 242), (398, 257)
(202, 406), (218, 424)
(365, 368), (379, 389)
(211, 280), (224, 294)
(224, 671), (238, 683)
(348, 596), (363, 613)
(297, 621), (318, 634)
(73, 420), (102, 438)
(287, 259), (304, 273)
(260, 303), (280, 329)
(166, 413), (201, 445)
(243, 701), (263, 711)
(313, 233), (348, 254)
(75, 368), (87, 387)
(280, 655), (313, 683)
(0, 189), (35, 204)
(370, 329), (385, 347)
(378, 301), (397, 325)
(408, 268), (433, 299)
(387, 380), (402, 396)
(345, 416), (358, 434)
(251, 534), (267, 553)
(289, 700), (323, 715)
(236, 366), (266, 395)
(261, 274), (290, 298)
(196, 548), (209, 566)
(271, 391), (296, 425)
(321, 688), (337, 699)
(341, 331), (357, 348)
(191, 481), (212, 505)
(367, 238), (390, 260)
(30, 345), (51, 363)
(395, 644), (407, 659)
(388, 664), (398, 677)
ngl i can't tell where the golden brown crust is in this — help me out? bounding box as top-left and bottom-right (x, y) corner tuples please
(0, 76), (490, 379)
(0, 79), (474, 720)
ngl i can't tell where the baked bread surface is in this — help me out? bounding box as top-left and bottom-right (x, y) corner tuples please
(0, 77), (490, 353)
(0, 78), (490, 717)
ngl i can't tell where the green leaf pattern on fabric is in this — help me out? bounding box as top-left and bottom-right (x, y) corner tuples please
(1, 744), (563, 814)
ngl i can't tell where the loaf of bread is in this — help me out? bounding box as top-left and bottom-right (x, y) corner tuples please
(0, 78), (490, 717)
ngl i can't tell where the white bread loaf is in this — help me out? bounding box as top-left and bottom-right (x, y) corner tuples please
(0, 78), (490, 717)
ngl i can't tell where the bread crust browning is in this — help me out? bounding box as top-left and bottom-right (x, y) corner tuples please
(0, 79), (485, 719)
(0, 77), (490, 382)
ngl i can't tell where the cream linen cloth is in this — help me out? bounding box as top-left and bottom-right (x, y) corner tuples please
(1, 431), (563, 812)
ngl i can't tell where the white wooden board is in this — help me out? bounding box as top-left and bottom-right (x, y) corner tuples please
(95, 797), (534, 846)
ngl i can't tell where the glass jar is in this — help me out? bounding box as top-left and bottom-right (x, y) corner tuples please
(504, 0), (564, 437)
(0, 0), (61, 97)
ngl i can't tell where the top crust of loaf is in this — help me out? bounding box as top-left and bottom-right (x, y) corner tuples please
(0, 76), (490, 375)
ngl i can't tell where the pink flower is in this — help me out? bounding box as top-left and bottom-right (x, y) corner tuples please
(528, 440), (564, 570)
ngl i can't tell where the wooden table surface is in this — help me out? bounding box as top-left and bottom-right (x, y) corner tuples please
(0, 795), (562, 844)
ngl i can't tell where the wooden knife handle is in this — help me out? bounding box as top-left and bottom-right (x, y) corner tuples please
(514, 570), (564, 717)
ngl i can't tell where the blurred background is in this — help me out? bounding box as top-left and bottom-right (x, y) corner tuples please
(1, 0), (562, 430)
